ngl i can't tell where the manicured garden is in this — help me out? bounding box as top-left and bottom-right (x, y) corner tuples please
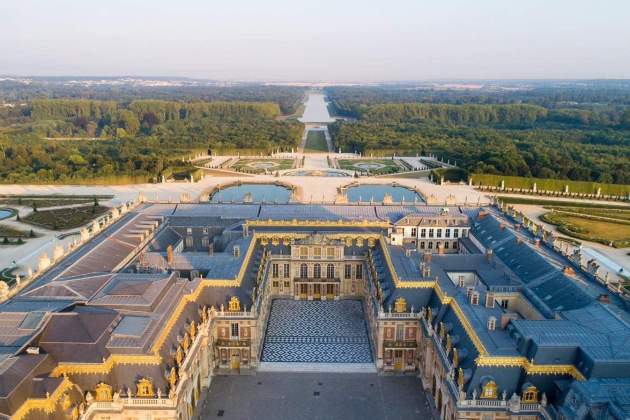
(337, 159), (403, 175)
(0, 194), (113, 209)
(230, 159), (295, 174)
(304, 131), (329, 152)
(541, 210), (630, 248)
(22, 205), (109, 230)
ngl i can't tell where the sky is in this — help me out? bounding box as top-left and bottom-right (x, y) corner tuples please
(1, 0), (629, 82)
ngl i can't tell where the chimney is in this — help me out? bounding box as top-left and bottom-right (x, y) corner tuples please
(485, 249), (493, 262)
(597, 294), (610, 304)
(166, 245), (174, 265)
(499, 223), (505, 230)
(233, 245), (240, 257)
(535, 239), (541, 248)
(563, 266), (575, 276)
(208, 242), (214, 255)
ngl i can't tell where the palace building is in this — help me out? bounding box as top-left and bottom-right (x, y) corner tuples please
(0, 202), (628, 420)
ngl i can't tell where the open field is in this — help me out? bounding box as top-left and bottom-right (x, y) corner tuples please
(304, 131), (329, 152)
(337, 159), (402, 175)
(230, 159), (295, 174)
(474, 173), (630, 196)
(22, 205), (109, 230)
(541, 212), (630, 248)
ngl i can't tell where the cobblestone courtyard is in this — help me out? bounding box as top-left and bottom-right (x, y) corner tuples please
(261, 299), (373, 363)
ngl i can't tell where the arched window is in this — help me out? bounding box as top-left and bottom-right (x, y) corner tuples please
(313, 264), (321, 279)
(522, 385), (538, 403)
(326, 264), (335, 279)
(300, 263), (308, 279)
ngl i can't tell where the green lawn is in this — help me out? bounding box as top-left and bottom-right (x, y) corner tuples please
(304, 131), (329, 152)
(22, 205), (109, 230)
(497, 196), (630, 209)
(337, 159), (402, 175)
(541, 211), (630, 248)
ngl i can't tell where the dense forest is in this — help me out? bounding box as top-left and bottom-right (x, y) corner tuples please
(326, 84), (630, 184)
(0, 95), (303, 184)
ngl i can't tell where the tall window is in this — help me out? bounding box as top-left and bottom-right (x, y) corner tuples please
(314, 247), (322, 259)
(420, 228), (426, 238)
(300, 263), (308, 279)
(429, 229), (434, 238)
(326, 264), (335, 279)
(283, 263), (290, 278)
(313, 263), (321, 279)
(437, 229), (442, 238)
(420, 241), (425, 249)
(344, 264), (352, 279)
(300, 247), (308, 259)
(327, 247), (335, 259)
(355, 264), (362, 279)
(411, 228), (417, 237)
(396, 325), (404, 341)
(453, 229), (459, 238)
(445, 229), (451, 238)
(272, 263), (279, 278)
(230, 323), (239, 339)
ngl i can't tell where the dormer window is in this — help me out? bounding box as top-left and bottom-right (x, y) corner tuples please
(481, 380), (498, 399)
(488, 316), (496, 331)
(470, 291), (480, 305)
(458, 276), (465, 288)
(486, 292), (495, 308)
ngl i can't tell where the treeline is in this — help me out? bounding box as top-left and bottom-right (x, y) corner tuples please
(329, 122), (630, 185)
(0, 98), (302, 184)
(1, 81), (304, 114)
(28, 99), (283, 138)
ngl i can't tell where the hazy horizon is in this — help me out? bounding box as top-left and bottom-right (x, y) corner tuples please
(2, 0), (630, 82)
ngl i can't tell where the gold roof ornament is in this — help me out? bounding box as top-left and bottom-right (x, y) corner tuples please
(394, 297), (407, 313)
(457, 368), (465, 389)
(169, 367), (178, 390)
(446, 334), (452, 355)
(136, 377), (155, 398)
(176, 345), (184, 367)
(481, 380), (498, 399)
(228, 296), (241, 312)
(62, 393), (72, 410)
(95, 382), (113, 402)
(426, 307), (433, 322)
(190, 320), (197, 339)
(439, 322), (446, 340)
(452, 347), (459, 368)
(71, 406), (79, 420)
(183, 332), (191, 352)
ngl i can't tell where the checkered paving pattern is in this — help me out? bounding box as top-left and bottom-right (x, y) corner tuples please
(261, 299), (373, 363)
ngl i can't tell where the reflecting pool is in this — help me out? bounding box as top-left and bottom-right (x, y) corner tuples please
(210, 184), (292, 203)
(344, 184), (422, 203)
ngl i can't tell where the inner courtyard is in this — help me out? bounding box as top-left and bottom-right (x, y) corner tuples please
(261, 299), (373, 364)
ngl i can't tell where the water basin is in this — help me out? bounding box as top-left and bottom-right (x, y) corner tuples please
(344, 184), (422, 203)
(210, 184), (292, 203)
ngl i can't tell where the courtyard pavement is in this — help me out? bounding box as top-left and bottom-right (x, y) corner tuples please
(196, 372), (436, 420)
(261, 299), (373, 363)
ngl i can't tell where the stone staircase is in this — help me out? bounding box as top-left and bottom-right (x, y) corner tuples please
(258, 362), (377, 373)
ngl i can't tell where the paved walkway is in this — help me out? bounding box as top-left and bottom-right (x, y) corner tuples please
(196, 372), (436, 420)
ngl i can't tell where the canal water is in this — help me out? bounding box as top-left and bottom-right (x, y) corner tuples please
(299, 93), (335, 124)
